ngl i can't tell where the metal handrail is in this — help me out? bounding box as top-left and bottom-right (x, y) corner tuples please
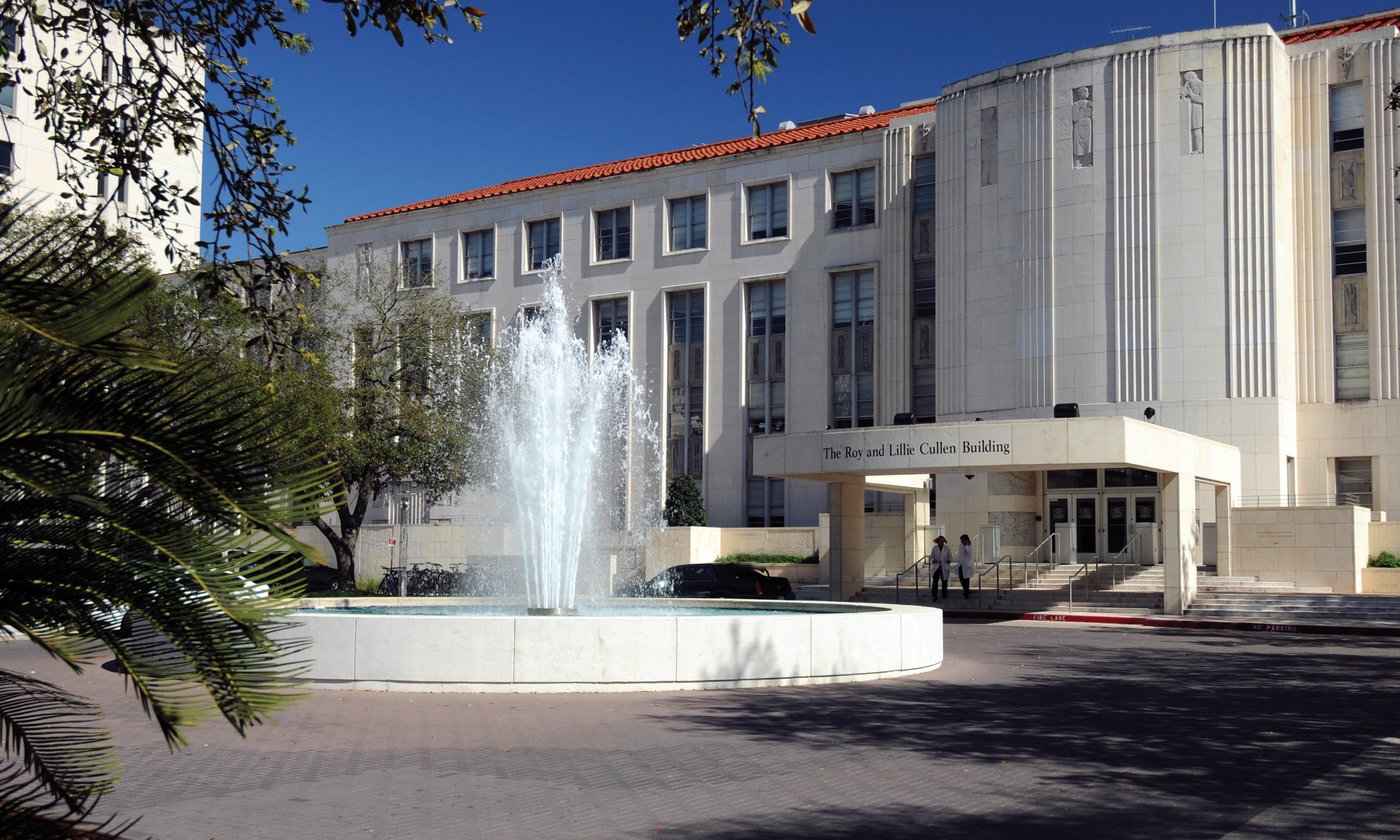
(975, 554), (1014, 597)
(1067, 555), (1101, 613)
(893, 554), (929, 605)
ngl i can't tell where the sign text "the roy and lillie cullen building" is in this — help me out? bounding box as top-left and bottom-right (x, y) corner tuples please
(823, 439), (1011, 460)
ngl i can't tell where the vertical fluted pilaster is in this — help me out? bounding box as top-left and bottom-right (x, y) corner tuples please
(1290, 49), (1331, 404)
(935, 93), (968, 416)
(1223, 36), (1278, 398)
(1108, 50), (1158, 403)
(1018, 69), (1056, 408)
(1368, 42), (1400, 400)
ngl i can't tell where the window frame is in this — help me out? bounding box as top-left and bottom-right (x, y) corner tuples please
(743, 178), (791, 243)
(829, 164), (878, 231)
(666, 193), (709, 254)
(524, 216), (562, 273)
(398, 237), (435, 289)
(459, 226), (496, 283)
(1332, 207), (1366, 277)
(1330, 83), (1364, 153)
(591, 204), (633, 264)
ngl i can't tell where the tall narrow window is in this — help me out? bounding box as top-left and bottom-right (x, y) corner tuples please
(595, 207), (631, 261)
(0, 79), (14, 114)
(746, 280), (786, 527)
(1333, 208), (1366, 276)
(0, 140), (16, 177)
(912, 154), (936, 215)
(1330, 84), (1364, 152)
(831, 269), (875, 428)
(667, 290), (704, 480)
(594, 296), (629, 351)
(832, 167), (876, 229)
(669, 195), (707, 251)
(747, 182), (788, 240)
(1335, 331), (1370, 401)
(911, 260), (936, 421)
(461, 229), (494, 280)
(527, 218), (561, 271)
(1336, 457), (1373, 508)
(400, 238), (433, 288)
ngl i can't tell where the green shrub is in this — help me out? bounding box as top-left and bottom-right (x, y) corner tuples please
(1368, 551), (1400, 568)
(664, 474), (708, 527)
(716, 552), (815, 565)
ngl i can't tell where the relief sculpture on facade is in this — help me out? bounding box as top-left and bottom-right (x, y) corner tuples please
(980, 106), (998, 186)
(1180, 70), (1204, 154)
(1071, 86), (1093, 167)
(1337, 45), (1355, 81)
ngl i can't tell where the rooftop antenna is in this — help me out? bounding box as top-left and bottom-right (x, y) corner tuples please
(1111, 25), (1151, 40)
(1281, 0), (1309, 29)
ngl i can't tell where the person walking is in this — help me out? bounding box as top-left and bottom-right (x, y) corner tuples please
(929, 535), (951, 601)
(955, 534), (976, 599)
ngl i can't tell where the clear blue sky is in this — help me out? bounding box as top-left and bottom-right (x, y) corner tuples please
(227, 0), (1391, 253)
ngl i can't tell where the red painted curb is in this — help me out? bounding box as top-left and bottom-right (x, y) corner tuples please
(939, 609), (1400, 637)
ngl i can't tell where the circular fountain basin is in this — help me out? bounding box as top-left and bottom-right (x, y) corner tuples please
(291, 598), (943, 693)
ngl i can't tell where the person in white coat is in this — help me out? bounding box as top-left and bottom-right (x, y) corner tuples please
(928, 535), (951, 601)
(955, 533), (976, 599)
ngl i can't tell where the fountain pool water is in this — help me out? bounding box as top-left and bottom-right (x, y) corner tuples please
(292, 258), (944, 692)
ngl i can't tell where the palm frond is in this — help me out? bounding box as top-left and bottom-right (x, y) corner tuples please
(0, 198), (171, 371)
(0, 670), (118, 812)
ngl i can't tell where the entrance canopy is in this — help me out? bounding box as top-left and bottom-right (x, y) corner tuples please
(753, 416), (1240, 490)
(752, 416), (1241, 614)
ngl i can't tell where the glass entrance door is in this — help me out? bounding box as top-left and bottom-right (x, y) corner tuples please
(1073, 495), (1098, 561)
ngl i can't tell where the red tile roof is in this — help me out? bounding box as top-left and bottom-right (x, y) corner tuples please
(1279, 8), (1400, 43)
(343, 102), (937, 223)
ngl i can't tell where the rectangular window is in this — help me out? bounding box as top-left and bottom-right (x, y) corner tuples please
(911, 259), (936, 421)
(1336, 457), (1373, 508)
(667, 290), (705, 480)
(397, 325), (430, 399)
(0, 140), (14, 177)
(400, 238), (433, 288)
(0, 20), (16, 57)
(594, 296), (629, 350)
(1331, 84), (1364, 152)
(1333, 207), (1366, 276)
(1336, 331), (1370, 401)
(461, 229), (494, 280)
(831, 268), (875, 429)
(528, 218), (561, 271)
(0, 79), (14, 114)
(595, 207), (631, 262)
(747, 181), (788, 240)
(832, 167), (876, 229)
(465, 311), (492, 347)
(746, 279), (785, 527)
(912, 154), (936, 215)
(669, 195), (707, 251)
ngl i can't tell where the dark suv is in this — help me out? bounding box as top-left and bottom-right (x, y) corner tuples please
(631, 563), (795, 600)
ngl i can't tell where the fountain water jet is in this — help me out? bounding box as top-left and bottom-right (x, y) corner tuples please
(486, 256), (656, 611)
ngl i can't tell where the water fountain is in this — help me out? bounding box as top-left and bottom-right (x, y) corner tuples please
(486, 257), (651, 614)
(292, 260), (943, 691)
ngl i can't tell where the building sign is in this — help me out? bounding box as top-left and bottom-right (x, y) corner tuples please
(820, 428), (1013, 469)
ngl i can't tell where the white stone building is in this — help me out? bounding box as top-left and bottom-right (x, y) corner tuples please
(326, 9), (1400, 605)
(0, 13), (202, 271)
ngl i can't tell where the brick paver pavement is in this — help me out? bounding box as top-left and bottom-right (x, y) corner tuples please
(10, 620), (1400, 839)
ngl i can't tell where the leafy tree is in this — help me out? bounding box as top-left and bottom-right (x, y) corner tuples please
(141, 256), (487, 588)
(664, 473), (708, 527)
(677, 0), (816, 134)
(0, 200), (340, 835)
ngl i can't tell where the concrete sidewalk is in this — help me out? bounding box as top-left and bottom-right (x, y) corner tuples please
(9, 619), (1400, 839)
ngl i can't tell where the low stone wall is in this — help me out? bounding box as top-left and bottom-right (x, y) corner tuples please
(1362, 567), (1400, 594)
(1232, 506), (1369, 593)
